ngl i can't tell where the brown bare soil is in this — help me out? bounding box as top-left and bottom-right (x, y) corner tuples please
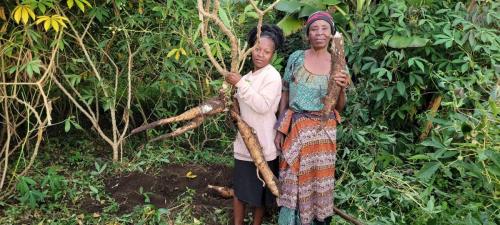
(80, 163), (233, 222)
(108, 163), (232, 213)
(79, 163), (278, 224)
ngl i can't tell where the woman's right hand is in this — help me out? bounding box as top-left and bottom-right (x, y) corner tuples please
(274, 132), (285, 151)
(333, 70), (350, 88)
(225, 72), (242, 86)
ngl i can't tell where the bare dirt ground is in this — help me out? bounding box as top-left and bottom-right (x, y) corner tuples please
(80, 163), (278, 224)
(96, 163), (233, 214)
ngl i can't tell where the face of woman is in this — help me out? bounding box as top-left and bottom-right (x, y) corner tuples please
(308, 20), (332, 49)
(251, 36), (275, 70)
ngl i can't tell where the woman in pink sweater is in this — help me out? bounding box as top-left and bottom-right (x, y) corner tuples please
(225, 24), (285, 225)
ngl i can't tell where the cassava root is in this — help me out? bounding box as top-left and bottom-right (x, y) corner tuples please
(131, 97), (225, 135)
(320, 32), (347, 128)
(230, 110), (280, 197)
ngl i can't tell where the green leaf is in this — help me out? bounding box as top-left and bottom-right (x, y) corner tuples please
(460, 63), (468, 73)
(299, 4), (322, 18)
(414, 74), (423, 84)
(408, 154), (432, 161)
(372, 67), (387, 78)
(386, 70), (392, 80)
(319, 0), (341, 5)
(81, 0), (92, 7)
(26, 64), (33, 77)
(396, 81), (405, 96)
(361, 61), (374, 71)
(421, 138), (446, 149)
(416, 162), (440, 181)
(415, 60), (425, 72)
(386, 87), (394, 101)
(64, 118), (71, 132)
(388, 35), (430, 48)
(67, 0), (74, 9)
(218, 7), (231, 29)
(246, 11), (259, 19)
(89, 185), (98, 193)
(71, 120), (83, 130)
(38, 3), (46, 14)
(277, 15), (304, 36)
(275, 1), (303, 13)
(376, 90), (384, 101)
(75, 0), (85, 12)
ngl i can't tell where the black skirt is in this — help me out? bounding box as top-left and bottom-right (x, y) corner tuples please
(233, 158), (279, 207)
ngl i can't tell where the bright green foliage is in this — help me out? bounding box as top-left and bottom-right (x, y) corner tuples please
(16, 176), (46, 208)
(1, 0), (498, 224)
(334, 0), (499, 224)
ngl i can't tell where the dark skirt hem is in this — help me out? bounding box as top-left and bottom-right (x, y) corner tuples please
(233, 158), (278, 207)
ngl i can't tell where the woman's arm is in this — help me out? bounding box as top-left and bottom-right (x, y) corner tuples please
(274, 90), (288, 151)
(335, 88), (346, 112)
(226, 72), (281, 114)
(277, 90), (289, 116)
(333, 68), (349, 112)
(235, 76), (282, 114)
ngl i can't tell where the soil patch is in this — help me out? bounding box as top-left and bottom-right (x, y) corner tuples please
(103, 163), (233, 216)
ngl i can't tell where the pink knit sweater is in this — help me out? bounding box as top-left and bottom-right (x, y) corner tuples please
(233, 64), (282, 161)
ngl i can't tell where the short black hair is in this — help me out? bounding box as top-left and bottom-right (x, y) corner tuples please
(247, 24), (285, 51)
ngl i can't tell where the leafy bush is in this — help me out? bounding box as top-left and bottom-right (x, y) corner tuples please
(334, 0), (499, 224)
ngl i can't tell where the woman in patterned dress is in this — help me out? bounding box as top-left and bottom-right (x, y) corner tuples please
(274, 11), (350, 225)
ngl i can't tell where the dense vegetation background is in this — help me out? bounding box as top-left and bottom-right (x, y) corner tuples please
(0, 0), (498, 224)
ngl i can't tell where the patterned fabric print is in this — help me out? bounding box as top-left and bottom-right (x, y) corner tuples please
(278, 207), (332, 225)
(278, 207), (301, 225)
(277, 111), (338, 225)
(282, 50), (329, 112)
(275, 109), (294, 135)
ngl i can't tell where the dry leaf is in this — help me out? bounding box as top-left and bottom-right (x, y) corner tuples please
(185, 171), (197, 179)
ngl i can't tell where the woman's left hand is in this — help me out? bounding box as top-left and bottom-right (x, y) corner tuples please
(225, 72), (242, 86)
(333, 70), (350, 88)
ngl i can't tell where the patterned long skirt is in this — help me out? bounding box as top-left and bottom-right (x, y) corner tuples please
(274, 109), (339, 225)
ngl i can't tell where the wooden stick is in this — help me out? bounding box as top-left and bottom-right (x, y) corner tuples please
(419, 95), (442, 141)
(332, 206), (365, 225)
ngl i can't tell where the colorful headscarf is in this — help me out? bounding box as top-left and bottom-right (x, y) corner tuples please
(304, 11), (336, 35)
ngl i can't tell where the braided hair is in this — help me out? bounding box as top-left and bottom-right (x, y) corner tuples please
(247, 24), (285, 51)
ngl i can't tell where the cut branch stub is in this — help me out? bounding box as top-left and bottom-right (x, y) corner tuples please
(207, 184), (234, 199)
(320, 32), (347, 128)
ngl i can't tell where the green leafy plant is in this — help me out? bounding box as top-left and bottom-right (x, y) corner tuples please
(41, 168), (68, 201)
(16, 176), (46, 208)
